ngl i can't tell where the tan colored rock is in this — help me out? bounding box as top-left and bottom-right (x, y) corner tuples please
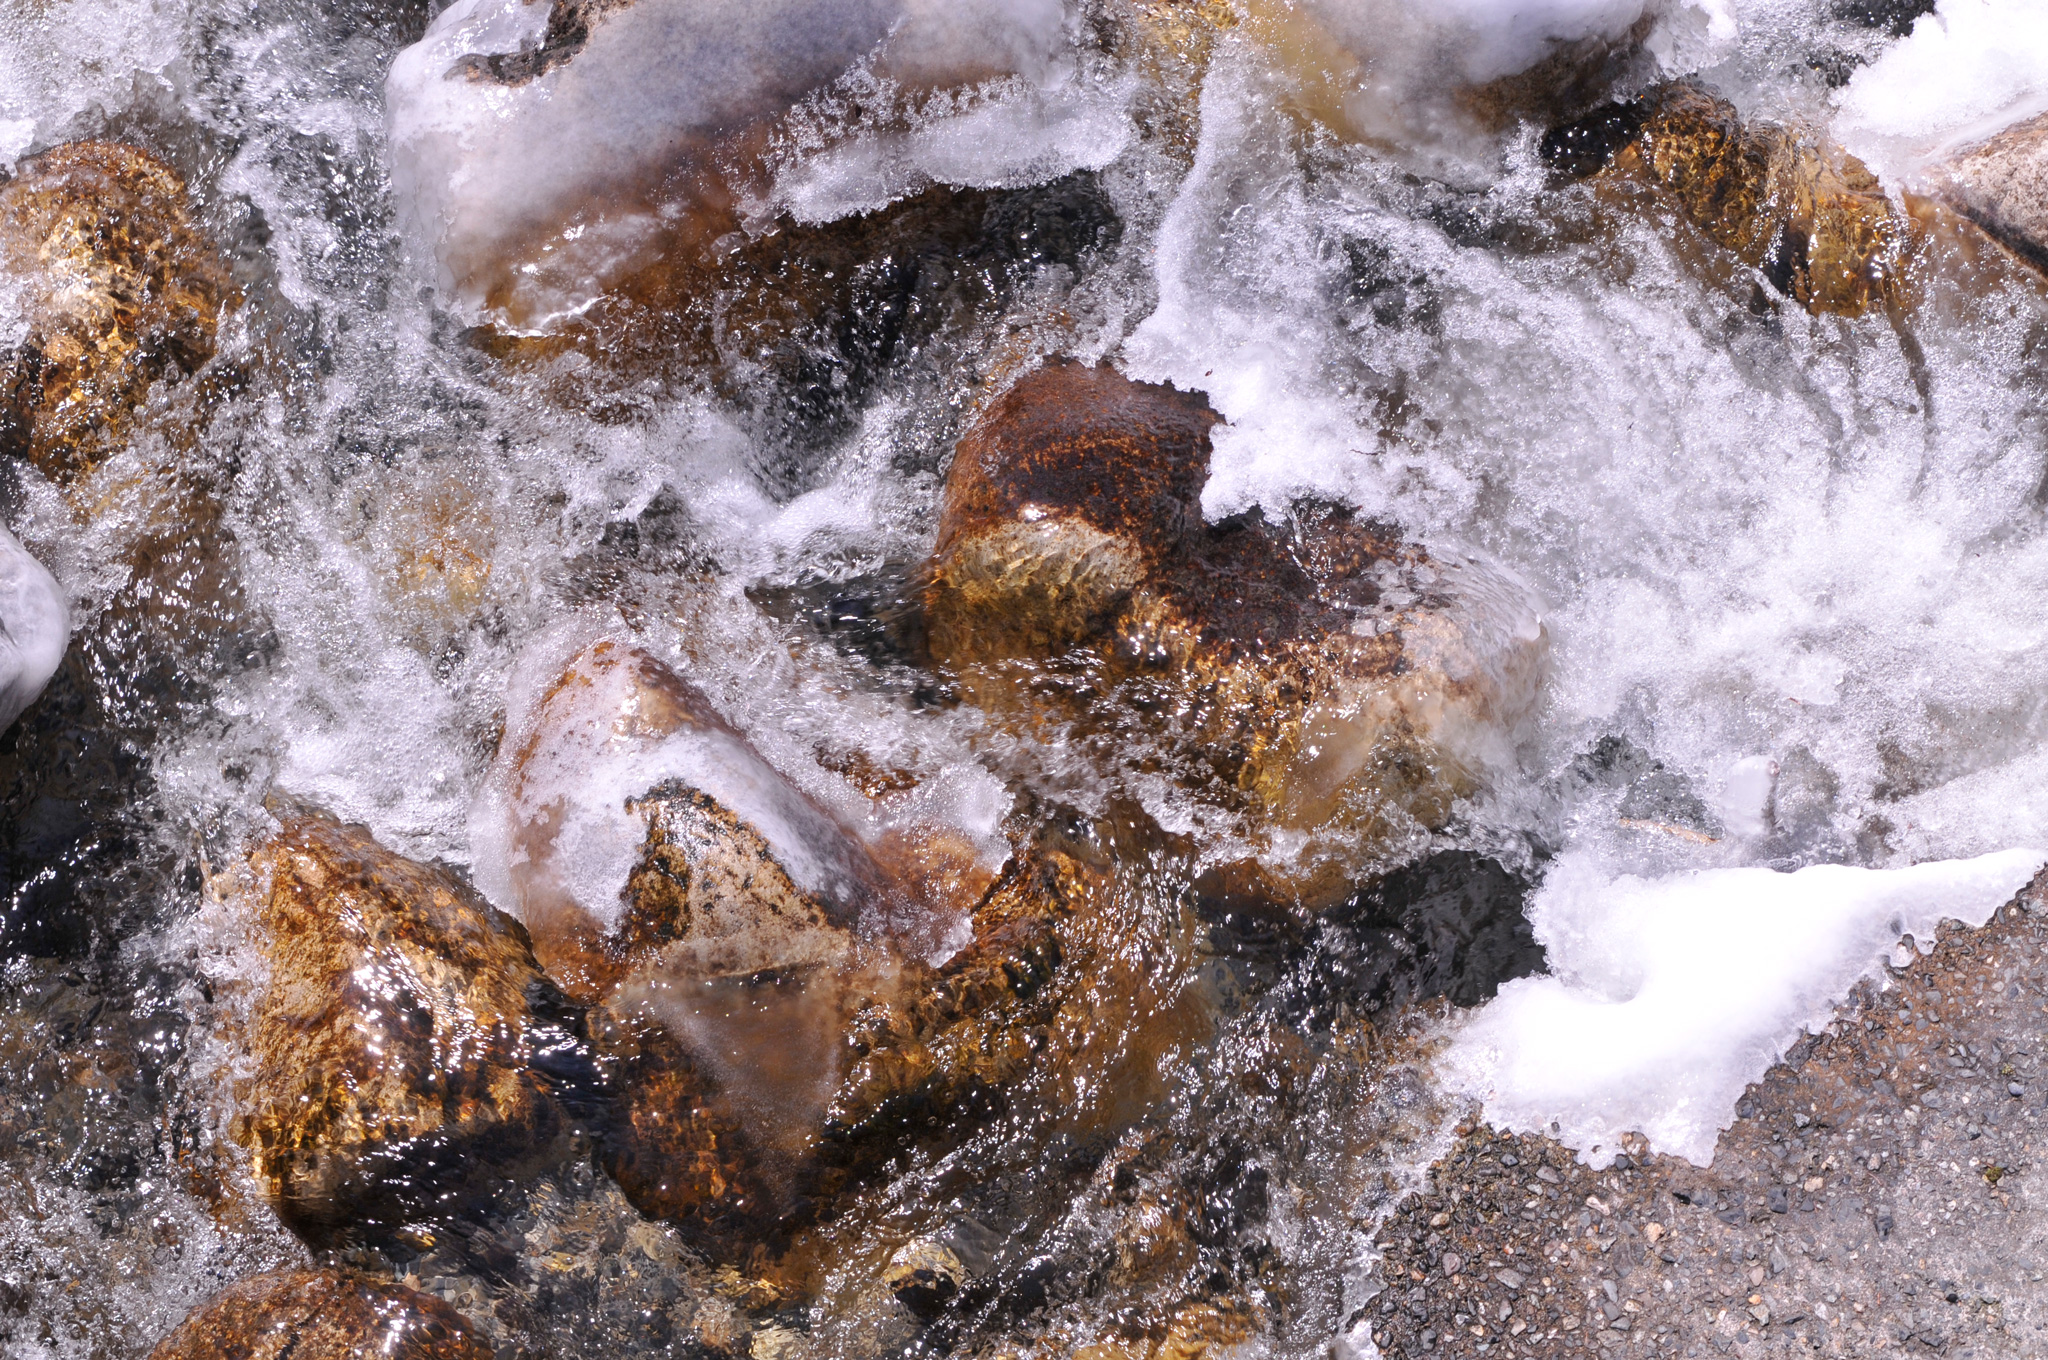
(923, 360), (1546, 907)
(229, 809), (592, 1242)
(148, 1269), (493, 1360)
(1934, 108), (2048, 273)
(0, 141), (235, 483)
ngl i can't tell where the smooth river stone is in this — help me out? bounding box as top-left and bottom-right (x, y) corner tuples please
(0, 141), (235, 483)
(230, 810), (596, 1243)
(148, 1269), (493, 1360)
(923, 359), (1547, 908)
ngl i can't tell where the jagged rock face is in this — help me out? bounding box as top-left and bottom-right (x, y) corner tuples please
(0, 142), (234, 483)
(148, 1269), (494, 1360)
(1935, 109), (2048, 273)
(230, 811), (595, 1243)
(924, 360), (1546, 907)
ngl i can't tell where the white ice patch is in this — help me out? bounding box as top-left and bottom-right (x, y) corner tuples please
(0, 524), (68, 733)
(1445, 848), (2044, 1168)
(1835, 0), (2048, 185)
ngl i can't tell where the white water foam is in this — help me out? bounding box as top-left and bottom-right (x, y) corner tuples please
(1445, 848), (2043, 1167)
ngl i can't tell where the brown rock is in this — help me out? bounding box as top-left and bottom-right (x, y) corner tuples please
(1608, 81), (1912, 316)
(1548, 81), (2041, 315)
(148, 1269), (493, 1360)
(923, 360), (1545, 906)
(0, 141), (235, 483)
(229, 809), (594, 1242)
(493, 641), (918, 1245)
(1935, 108), (2048, 273)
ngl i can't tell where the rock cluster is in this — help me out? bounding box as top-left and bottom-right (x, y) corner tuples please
(148, 1269), (494, 1360)
(228, 809), (597, 1243)
(0, 141), (234, 483)
(924, 359), (1545, 907)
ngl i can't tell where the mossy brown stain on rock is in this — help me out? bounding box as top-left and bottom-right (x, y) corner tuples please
(230, 811), (589, 1243)
(0, 142), (235, 483)
(925, 361), (1543, 907)
(148, 1269), (494, 1360)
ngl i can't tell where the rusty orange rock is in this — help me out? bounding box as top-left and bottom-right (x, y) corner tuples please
(0, 141), (235, 483)
(1546, 81), (2042, 316)
(148, 1269), (493, 1360)
(229, 810), (594, 1243)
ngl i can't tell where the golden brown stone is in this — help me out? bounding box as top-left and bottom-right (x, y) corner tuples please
(0, 141), (235, 483)
(923, 360), (1545, 907)
(229, 810), (592, 1242)
(147, 1269), (493, 1360)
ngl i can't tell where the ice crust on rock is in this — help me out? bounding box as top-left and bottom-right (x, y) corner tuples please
(1446, 847), (2045, 1167)
(0, 524), (67, 733)
(385, 0), (1077, 324)
(1836, 0), (2048, 185)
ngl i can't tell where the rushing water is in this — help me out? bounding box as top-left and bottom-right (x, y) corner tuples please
(1, 0), (2045, 1356)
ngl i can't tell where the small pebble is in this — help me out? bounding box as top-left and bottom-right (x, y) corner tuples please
(1442, 1253), (1463, 1275)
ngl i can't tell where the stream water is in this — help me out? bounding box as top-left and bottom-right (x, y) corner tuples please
(1, 0), (2045, 1356)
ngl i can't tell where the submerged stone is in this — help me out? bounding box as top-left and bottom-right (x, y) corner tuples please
(386, 0), (1072, 332)
(923, 360), (1546, 907)
(229, 810), (595, 1243)
(0, 141), (235, 483)
(148, 1269), (494, 1360)
(487, 638), (874, 1005)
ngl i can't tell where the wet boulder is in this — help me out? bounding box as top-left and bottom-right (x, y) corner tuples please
(484, 639), (899, 1244)
(1543, 81), (2037, 314)
(228, 810), (596, 1243)
(1932, 109), (2048, 273)
(385, 0), (1072, 332)
(0, 141), (235, 483)
(148, 1269), (493, 1360)
(483, 638), (876, 1005)
(923, 360), (1546, 907)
